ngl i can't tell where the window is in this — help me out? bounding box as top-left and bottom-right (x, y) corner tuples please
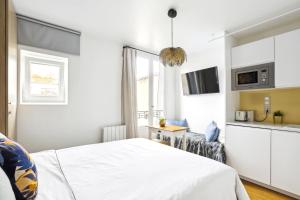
(20, 50), (68, 105)
(136, 52), (164, 128)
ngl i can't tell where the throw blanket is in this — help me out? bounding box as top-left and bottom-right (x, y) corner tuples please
(158, 133), (226, 163)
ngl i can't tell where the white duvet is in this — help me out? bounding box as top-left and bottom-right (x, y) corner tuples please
(32, 138), (249, 200)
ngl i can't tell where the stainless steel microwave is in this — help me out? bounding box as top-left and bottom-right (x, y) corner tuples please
(231, 62), (275, 91)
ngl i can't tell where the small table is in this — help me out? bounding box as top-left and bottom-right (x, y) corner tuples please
(147, 125), (188, 149)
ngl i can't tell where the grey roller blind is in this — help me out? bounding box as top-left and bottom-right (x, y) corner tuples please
(17, 14), (81, 55)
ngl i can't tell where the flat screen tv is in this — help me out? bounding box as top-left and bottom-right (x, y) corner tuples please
(181, 66), (220, 95)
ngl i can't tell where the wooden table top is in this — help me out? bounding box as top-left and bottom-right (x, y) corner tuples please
(147, 125), (188, 132)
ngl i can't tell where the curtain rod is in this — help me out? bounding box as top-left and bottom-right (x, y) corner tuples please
(123, 46), (159, 56)
(16, 14), (81, 36)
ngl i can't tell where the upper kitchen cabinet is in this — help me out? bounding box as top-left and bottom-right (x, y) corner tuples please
(232, 37), (274, 69)
(275, 29), (300, 88)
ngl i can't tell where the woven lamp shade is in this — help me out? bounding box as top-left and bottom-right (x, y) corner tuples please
(159, 47), (187, 67)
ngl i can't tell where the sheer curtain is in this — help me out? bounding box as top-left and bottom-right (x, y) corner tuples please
(121, 47), (138, 138)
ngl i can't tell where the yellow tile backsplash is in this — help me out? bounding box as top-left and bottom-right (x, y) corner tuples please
(240, 88), (300, 124)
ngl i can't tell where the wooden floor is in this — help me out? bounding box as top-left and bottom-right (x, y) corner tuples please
(243, 180), (296, 200)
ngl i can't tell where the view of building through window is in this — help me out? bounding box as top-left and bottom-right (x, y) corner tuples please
(30, 63), (60, 97)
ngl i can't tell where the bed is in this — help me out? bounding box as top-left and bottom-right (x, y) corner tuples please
(32, 138), (249, 200)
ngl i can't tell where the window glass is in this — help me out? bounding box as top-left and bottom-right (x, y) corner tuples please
(136, 54), (164, 128)
(136, 57), (149, 126)
(29, 63), (60, 97)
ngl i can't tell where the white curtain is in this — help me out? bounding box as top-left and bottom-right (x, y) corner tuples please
(121, 48), (138, 138)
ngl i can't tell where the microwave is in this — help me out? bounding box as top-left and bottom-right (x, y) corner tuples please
(231, 62), (275, 91)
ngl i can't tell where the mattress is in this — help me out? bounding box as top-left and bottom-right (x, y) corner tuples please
(32, 138), (249, 200)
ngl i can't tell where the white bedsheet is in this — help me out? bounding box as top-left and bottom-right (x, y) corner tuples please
(32, 150), (74, 200)
(32, 138), (249, 200)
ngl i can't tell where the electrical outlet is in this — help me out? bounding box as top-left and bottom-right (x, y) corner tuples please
(264, 96), (271, 113)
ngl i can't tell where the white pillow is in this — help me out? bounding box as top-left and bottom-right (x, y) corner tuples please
(0, 167), (16, 200)
(0, 132), (6, 139)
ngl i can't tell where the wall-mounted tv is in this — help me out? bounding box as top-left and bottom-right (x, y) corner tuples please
(181, 66), (220, 95)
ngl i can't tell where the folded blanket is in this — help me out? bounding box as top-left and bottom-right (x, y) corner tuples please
(157, 132), (226, 163)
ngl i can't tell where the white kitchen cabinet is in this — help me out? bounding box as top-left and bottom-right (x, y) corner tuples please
(225, 125), (271, 185)
(231, 37), (274, 69)
(275, 29), (300, 88)
(271, 130), (300, 196)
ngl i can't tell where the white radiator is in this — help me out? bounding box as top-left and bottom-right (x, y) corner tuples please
(102, 125), (126, 142)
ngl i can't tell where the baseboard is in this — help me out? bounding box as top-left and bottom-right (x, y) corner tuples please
(240, 176), (300, 200)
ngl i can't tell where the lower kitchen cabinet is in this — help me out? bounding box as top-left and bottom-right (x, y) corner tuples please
(271, 130), (300, 196)
(225, 125), (271, 185)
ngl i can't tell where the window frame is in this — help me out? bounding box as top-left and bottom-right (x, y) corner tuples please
(20, 49), (69, 105)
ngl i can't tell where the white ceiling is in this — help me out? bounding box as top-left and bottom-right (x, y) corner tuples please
(12, 0), (300, 54)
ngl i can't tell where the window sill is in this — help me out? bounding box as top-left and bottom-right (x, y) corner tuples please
(19, 102), (68, 106)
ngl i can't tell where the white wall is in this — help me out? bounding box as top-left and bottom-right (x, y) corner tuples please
(225, 36), (239, 122)
(178, 38), (226, 141)
(17, 34), (123, 152)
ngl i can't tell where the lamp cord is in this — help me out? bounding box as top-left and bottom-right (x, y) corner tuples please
(171, 18), (174, 47)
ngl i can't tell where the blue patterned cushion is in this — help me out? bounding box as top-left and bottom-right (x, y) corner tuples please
(0, 138), (38, 200)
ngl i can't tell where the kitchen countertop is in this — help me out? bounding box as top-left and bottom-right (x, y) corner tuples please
(226, 121), (300, 133)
